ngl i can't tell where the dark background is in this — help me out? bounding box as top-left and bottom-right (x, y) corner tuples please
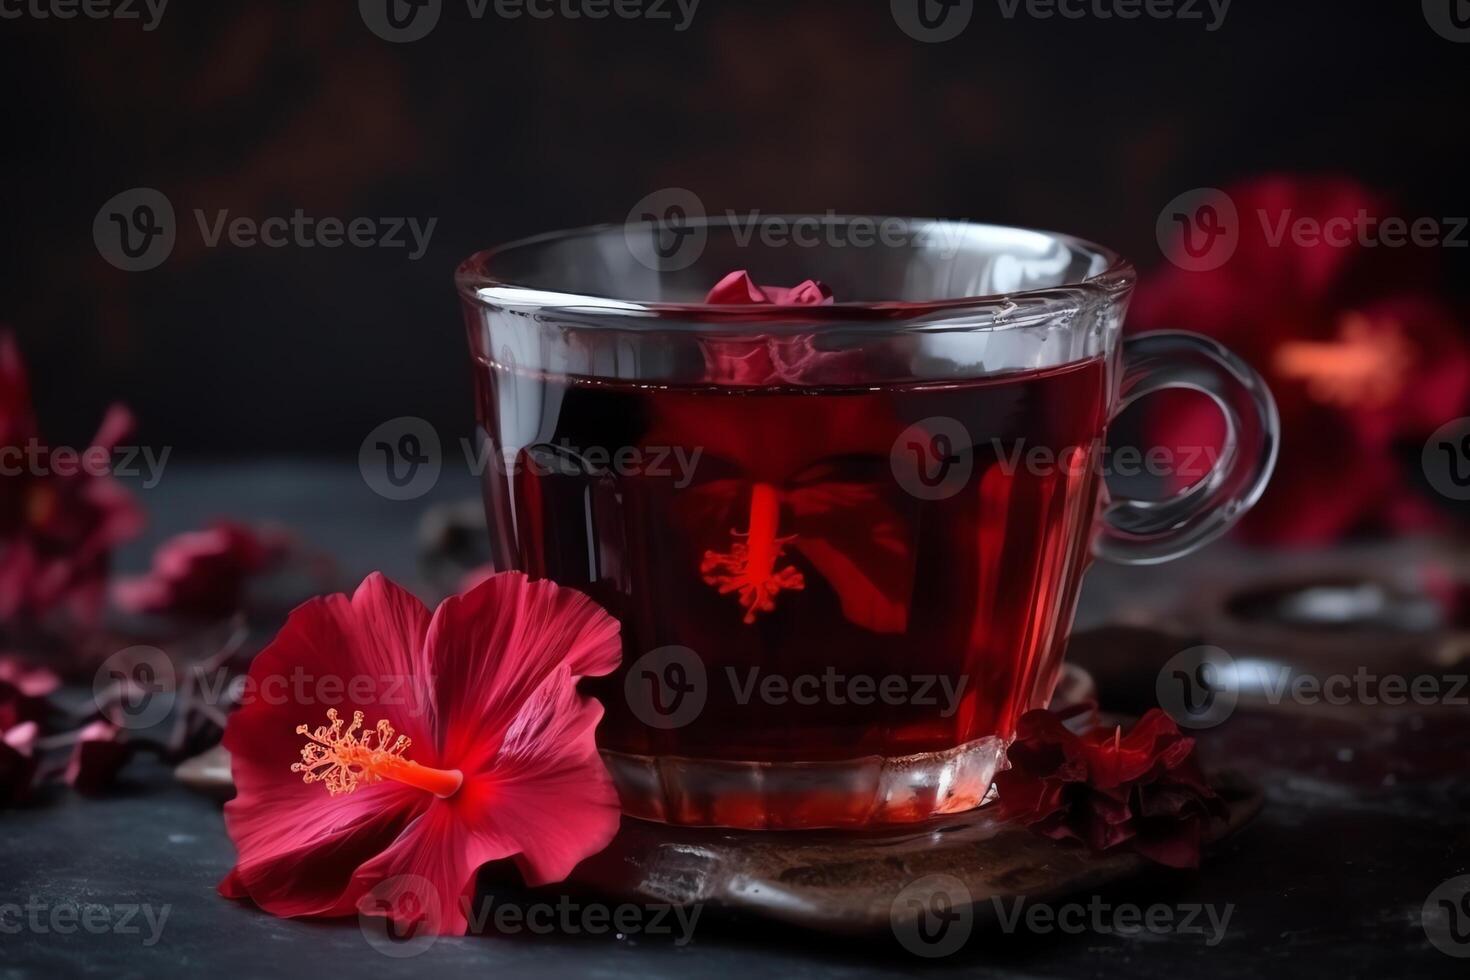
(2, 0), (1466, 455)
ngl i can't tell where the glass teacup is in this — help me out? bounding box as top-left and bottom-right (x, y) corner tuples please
(457, 216), (1277, 828)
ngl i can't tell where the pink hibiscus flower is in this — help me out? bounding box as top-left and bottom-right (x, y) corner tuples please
(219, 572), (623, 935)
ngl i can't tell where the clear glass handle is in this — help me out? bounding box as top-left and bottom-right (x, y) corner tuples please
(1094, 331), (1280, 565)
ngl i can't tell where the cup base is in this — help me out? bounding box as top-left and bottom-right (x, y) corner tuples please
(603, 735), (1007, 830)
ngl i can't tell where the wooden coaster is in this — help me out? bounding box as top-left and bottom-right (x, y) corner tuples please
(568, 769), (1261, 936)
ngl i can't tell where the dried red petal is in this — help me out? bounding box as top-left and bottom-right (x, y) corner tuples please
(66, 720), (133, 796)
(0, 721), (38, 806)
(995, 707), (1226, 868)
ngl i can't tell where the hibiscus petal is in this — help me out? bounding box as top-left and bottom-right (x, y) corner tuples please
(348, 804), (513, 935)
(422, 572), (621, 767)
(222, 801), (421, 918)
(484, 668), (621, 886)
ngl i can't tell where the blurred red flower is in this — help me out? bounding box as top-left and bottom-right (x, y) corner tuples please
(1135, 176), (1470, 545)
(219, 572), (623, 935)
(114, 522), (291, 619)
(0, 653), (60, 729)
(995, 708), (1226, 868)
(0, 332), (143, 628)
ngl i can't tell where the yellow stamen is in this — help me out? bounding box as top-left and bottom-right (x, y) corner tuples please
(291, 708), (462, 799)
(701, 482), (804, 623)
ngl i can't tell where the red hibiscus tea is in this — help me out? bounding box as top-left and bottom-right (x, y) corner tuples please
(470, 355), (1109, 826)
(458, 218), (1277, 828)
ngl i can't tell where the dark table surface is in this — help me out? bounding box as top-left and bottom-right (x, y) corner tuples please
(2, 463), (1466, 979)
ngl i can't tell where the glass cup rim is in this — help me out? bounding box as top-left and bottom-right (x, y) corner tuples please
(455, 215), (1136, 326)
